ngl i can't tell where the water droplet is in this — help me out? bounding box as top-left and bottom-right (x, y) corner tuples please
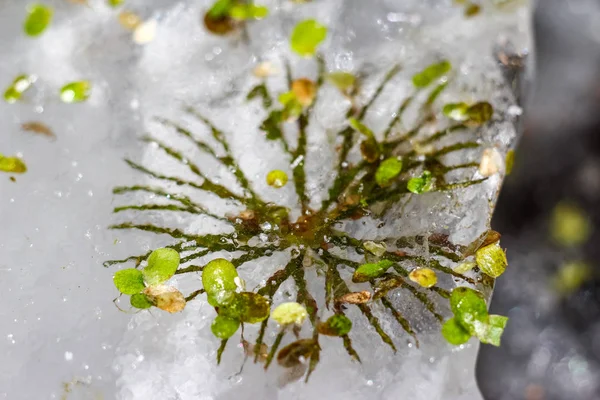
(366, 380), (374, 386)
(65, 351), (74, 361)
(260, 222), (272, 231)
(259, 233), (268, 242)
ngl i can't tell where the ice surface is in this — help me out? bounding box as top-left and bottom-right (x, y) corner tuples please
(0, 0), (530, 399)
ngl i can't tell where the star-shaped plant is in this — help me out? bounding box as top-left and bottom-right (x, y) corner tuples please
(106, 11), (511, 382)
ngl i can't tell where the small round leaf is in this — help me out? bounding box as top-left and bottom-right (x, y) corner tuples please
(143, 247), (180, 286)
(266, 170), (288, 188)
(202, 258), (239, 306)
(113, 268), (145, 295)
(211, 315), (240, 339)
(108, 0), (125, 7)
(407, 171), (433, 194)
(467, 102), (493, 124)
(550, 202), (591, 247)
(443, 102), (469, 121)
(318, 314), (352, 336)
(0, 155), (27, 174)
(408, 268), (438, 288)
(60, 81), (91, 103)
(449, 287), (488, 334)
(475, 243), (507, 278)
(352, 260), (394, 283)
(375, 157), (402, 187)
(290, 19), (327, 57)
(476, 314), (508, 346)
(24, 4), (53, 37)
(271, 302), (308, 326)
(229, 4), (268, 20)
(442, 317), (471, 345)
(220, 292), (270, 324)
(130, 293), (152, 309)
(326, 72), (355, 92)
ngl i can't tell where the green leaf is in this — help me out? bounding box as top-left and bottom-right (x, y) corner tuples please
(271, 302), (308, 325)
(476, 315), (508, 346)
(3, 87), (21, 104)
(466, 102), (493, 124)
(266, 169), (288, 188)
(553, 261), (593, 295)
(4, 75), (35, 103)
(202, 258), (239, 306)
(407, 170), (433, 194)
(443, 102), (470, 121)
(475, 243), (507, 278)
(442, 317), (471, 345)
(60, 81), (91, 103)
(24, 4), (53, 37)
(375, 157), (402, 186)
(108, 0), (125, 7)
(0, 155), (27, 174)
(113, 269), (145, 295)
(229, 4), (268, 20)
(290, 19), (327, 57)
(449, 287), (488, 335)
(130, 293), (152, 309)
(211, 315), (240, 339)
(550, 202), (591, 247)
(219, 292), (270, 323)
(318, 314), (352, 336)
(208, 0), (232, 19)
(489, 314), (508, 329)
(326, 72), (356, 92)
(348, 117), (374, 138)
(412, 60), (451, 88)
(408, 268), (437, 288)
(143, 247), (180, 286)
(352, 260), (395, 283)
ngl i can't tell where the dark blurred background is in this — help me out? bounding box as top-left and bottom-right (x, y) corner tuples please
(478, 0), (600, 399)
